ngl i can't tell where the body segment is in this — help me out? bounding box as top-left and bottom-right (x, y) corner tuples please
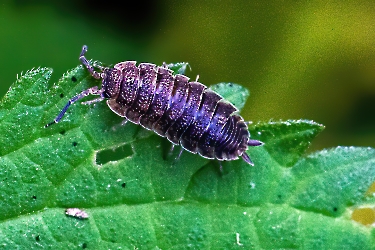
(153, 74), (190, 136)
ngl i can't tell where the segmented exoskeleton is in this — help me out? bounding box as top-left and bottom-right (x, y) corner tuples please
(47, 45), (263, 165)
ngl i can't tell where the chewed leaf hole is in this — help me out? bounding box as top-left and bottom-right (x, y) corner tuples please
(351, 207), (375, 226)
(96, 144), (133, 165)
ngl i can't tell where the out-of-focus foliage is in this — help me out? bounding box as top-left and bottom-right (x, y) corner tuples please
(0, 1), (374, 151)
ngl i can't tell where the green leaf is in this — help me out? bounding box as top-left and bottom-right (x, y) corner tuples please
(0, 65), (374, 249)
(167, 62), (191, 75)
(290, 147), (375, 216)
(252, 119), (325, 167)
(209, 82), (249, 112)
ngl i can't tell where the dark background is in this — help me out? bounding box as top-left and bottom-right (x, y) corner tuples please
(1, 1), (375, 152)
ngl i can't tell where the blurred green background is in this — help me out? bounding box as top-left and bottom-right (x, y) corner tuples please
(1, 1), (374, 152)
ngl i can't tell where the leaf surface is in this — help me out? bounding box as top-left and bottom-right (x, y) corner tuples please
(0, 66), (374, 249)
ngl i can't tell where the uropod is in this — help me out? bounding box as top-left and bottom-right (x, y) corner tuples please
(47, 45), (263, 165)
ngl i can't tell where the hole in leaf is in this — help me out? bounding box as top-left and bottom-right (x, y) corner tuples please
(60, 93), (64, 98)
(351, 207), (375, 225)
(32, 195), (37, 200)
(366, 181), (375, 195)
(72, 142), (78, 147)
(35, 235), (40, 241)
(71, 76), (77, 82)
(122, 183), (126, 188)
(96, 144), (133, 165)
(82, 242), (87, 249)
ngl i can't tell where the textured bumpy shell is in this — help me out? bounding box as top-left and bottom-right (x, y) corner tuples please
(47, 46), (261, 164)
(101, 61), (251, 162)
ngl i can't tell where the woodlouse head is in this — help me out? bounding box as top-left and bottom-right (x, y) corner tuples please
(79, 45), (121, 99)
(100, 68), (121, 99)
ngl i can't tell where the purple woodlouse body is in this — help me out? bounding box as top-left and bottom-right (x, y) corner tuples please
(47, 45), (263, 165)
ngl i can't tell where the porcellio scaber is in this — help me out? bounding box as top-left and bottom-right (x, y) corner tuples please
(47, 45), (263, 165)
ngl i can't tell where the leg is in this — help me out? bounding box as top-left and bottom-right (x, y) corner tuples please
(79, 45), (101, 79)
(45, 86), (103, 127)
(93, 61), (105, 71)
(81, 96), (105, 105)
(219, 161), (224, 174)
(176, 148), (184, 161)
(111, 119), (128, 131)
(162, 143), (176, 161)
(171, 147), (183, 165)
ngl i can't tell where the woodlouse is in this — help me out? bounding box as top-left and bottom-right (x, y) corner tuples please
(46, 45), (263, 165)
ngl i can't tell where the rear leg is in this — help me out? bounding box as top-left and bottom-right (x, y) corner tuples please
(110, 119), (129, 132)
(176, 147), (184, 161)
(168, 146), (184, 166)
